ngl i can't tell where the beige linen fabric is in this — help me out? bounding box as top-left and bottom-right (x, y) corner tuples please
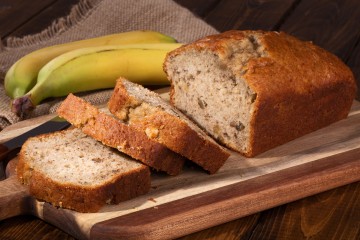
(0, 0), (218, 130)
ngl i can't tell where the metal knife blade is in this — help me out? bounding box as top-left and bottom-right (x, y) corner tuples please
(0, 116), (70, 179)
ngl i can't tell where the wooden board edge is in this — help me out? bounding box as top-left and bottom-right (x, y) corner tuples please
(0, 158), (38, 221)
(90, 148), (360, 240)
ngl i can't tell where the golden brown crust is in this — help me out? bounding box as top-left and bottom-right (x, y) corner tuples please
(27, 168), (150, 213)
(16, 131), (151, 213)
(16, 148), (31, 184)
(245, 31), (356, 156)
(165, 30), (357, 157)
(108, 79), (230, 174)
(57, 94), (185, 175)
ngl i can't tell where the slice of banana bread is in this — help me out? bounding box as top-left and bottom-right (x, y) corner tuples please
(108, 78), (230, 174)
(57, 94), (185, 175)
(17, 128), (150, 213)
(164, 30), (357, 157)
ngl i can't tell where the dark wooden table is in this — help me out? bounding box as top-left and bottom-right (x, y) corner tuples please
(0, 0), (359, 239)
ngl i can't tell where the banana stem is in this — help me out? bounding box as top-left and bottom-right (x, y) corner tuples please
(11, 95), (35, 118)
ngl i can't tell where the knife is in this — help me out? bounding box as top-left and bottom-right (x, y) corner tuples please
(0, 116), (70, 179)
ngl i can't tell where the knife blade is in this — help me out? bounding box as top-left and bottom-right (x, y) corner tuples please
(0, 116), (70, 179)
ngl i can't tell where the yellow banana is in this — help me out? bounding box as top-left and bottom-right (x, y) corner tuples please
(5, 30), (177, 99)
(11, 43), (182, 117)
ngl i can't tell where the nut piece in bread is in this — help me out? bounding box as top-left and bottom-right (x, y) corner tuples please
(57, 94), (185, 175)
(108, 78), (230, 174)
(17, 128), (151, 213)
(164, 30), (357, 157)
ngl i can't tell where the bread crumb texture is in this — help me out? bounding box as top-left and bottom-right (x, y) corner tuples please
(165, 31), (264, 154)
(20, 129), (144, 185)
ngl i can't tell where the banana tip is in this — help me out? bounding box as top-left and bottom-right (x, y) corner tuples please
(11, 95), (35, 118)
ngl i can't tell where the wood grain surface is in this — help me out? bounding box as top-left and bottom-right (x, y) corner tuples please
(348, 43), (360, 92)
(279, 0), (360, 61)
(0, 160), (32, 221)
(204, 0), (299, 31)
(1, 0), (360, 239)
(0, 0), (79, 38)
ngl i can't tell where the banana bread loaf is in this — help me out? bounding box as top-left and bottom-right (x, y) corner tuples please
(164, 30), (357, 157)
(17, 128), (151, 213)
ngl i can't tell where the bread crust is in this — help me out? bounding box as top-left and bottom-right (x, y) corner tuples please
(17, 130), (151, 213)
(108, 79), (230, 174)
(57, 94), (185, 175)
(165, 30), (357, 157)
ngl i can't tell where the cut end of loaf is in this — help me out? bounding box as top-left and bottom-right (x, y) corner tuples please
(20, 129), (145, 186)
(17, 128), (151, 212)
(165, 32), (264, 155)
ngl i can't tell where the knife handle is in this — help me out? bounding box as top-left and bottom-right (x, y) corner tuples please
(0, 144), (10, 161)
(0, 144), (20, 162)
(0, 144), (9, 180)
(0, 144), (20, 180)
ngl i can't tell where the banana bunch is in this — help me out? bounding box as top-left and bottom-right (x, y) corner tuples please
(4, 30), (182, 117)
(5, 30), (176, 99)
(11, 43), (182, 117)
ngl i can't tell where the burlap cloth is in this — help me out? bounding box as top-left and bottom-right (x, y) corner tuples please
(0, 0), (218, 131)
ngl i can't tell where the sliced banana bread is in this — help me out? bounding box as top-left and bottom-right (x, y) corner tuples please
(108, 78), (230, 174)
(57, 94), (185, 175)
(17, 128), (150, 213)
(164, 30), (357, 157)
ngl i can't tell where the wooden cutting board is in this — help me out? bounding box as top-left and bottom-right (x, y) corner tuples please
(0, 100), (359, 240)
